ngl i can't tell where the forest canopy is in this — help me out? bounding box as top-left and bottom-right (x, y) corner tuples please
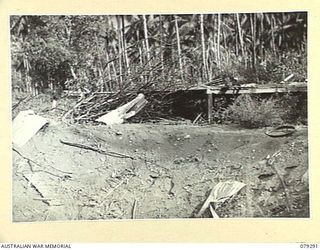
(10, 13), (307, 94)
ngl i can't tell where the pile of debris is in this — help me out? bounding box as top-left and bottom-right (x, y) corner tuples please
(63, 90), (176, 124)
(62, 78), (208, 124)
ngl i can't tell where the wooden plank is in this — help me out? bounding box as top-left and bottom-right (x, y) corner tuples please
(206, 86), (307, 95)
(207, 93), (213, 123)
(188, 82), (307, 94)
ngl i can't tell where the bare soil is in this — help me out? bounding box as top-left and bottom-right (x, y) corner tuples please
(12, 114), (309, 221)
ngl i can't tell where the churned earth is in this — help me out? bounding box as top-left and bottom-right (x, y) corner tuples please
(12, 116), (309, 222)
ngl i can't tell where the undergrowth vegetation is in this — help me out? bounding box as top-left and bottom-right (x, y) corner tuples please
(223, 95), (282, 128)
(222, 94), (307, 128)
(278, 93), (308, 125)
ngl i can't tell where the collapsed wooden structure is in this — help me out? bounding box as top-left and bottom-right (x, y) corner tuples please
(64, 82), (307, 124)
(191, 82), (308, 122)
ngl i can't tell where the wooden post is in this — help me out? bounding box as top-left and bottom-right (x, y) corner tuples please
(208, 93), (213, 123)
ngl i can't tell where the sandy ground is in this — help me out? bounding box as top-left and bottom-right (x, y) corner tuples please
(12, 117), (309, 221)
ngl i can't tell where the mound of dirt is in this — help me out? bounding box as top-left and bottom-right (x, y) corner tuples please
(12, 122), (309, 221)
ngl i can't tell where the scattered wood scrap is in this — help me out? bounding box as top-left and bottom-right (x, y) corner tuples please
(13, 147), (73, 179)
(96, 93), (147, 125)
(192, 113), (202, 124)
(62, 74), (197, 123)
(59, 139), (134, 159)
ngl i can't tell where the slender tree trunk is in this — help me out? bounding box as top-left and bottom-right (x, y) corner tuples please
(136, 30), (143, 67)
(25, 72), (31, 93)
(253, 13), (257, 69)
(206, 48), (212, 81)
(236, 13), (246, 67)
(94, 33), (104, 92)
(65, 16), (74, 47)
(234, 14), (239, 56)
(110, 61), (117, 90)
(174, 15), (183, 80)
(116, 15), (123, 90)
(142, 15), (150, 62)
(23, 55), (32, 94)
(142, 14), (151, 83)
(105, 52), (112, 91)
(112, 41), (122, 90)
(121, 16), (131, 77)
(271, 14), (276, 55)
(250, 13), (256, 70)
(222, 28), (228, 66)
(200, 14), (207, 83)
(136, 30), (145, 83)
(208, 33), (214, 78)
(138, 43), (143, 66)
(259, 13), (264, 61)
(103, 18), (113, 91)
(217, 13), (221, 67)
(159, 14), (165, 79)
(213, 16), (217, 64)
(282, 13), (286, 49)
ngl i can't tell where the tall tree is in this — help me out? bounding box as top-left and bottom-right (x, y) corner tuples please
(142, 15), (150, 62)
(200, 14), (207, 83)
(174, 15), (184, 80)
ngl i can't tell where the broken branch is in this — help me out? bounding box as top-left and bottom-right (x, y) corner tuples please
(59, 139), (134, 159)
(13, 148), (72, 178)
